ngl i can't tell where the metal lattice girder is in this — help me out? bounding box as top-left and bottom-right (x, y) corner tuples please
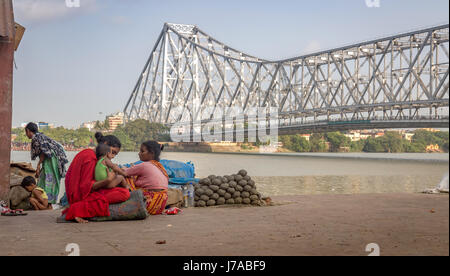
(124, 23), (449, 131)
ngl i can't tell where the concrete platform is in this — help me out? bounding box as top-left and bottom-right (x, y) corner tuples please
(0, 193), (448, 256)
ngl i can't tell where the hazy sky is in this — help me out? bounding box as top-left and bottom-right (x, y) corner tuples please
(11, 0), (449, 128)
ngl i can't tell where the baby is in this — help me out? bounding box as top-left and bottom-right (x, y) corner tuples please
(95, 143), (130, 190)
(21, 176), (51, 210)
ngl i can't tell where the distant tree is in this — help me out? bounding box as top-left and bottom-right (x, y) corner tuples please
(381, 131), (405, 153)
(290, 135), (311, 152)
(114, 119), (171, 151)
(350, 140), (365, 152)
(363, 137), (385, 152)
(310, 133), (327, 152)
(325, 132), (350, 152)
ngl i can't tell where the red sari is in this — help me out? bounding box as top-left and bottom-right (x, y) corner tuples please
(62, 149), (130, 221)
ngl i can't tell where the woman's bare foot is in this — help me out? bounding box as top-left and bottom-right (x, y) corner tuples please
(74, 217), (89, 224)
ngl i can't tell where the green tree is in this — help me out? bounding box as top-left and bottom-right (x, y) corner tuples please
(114, 119), (171, 151)
(350, 140), (366, 152)
(325, 131), (350, 152)
(290, 135), (311, 152)
(363, 137), (385, 152)
(309, 133), (327, 152)
(380, 132), (405, 153)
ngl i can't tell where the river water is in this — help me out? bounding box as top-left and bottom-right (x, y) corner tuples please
(10, 151), (449, 197)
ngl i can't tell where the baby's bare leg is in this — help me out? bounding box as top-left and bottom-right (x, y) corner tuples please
(119, 176), (130, 189)
(29, 198), (48, 210)
(107, 175), (125, 189)
(29, 198), (39, 210)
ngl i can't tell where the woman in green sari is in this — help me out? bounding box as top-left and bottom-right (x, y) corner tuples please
(25, 123), (68, 205)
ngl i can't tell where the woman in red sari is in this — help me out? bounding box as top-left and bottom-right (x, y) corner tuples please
(62, 133), (130, 223)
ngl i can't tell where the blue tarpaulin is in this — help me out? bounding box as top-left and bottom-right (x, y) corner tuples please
(120, 159), (199, 186)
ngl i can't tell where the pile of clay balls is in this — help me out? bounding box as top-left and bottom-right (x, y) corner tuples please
(194, 170), (264, 207)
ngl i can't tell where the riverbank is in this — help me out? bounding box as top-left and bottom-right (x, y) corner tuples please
(211, 152), (450, 163)
(0, 193), (448, 256)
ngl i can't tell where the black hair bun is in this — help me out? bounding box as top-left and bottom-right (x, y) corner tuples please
(95, 132), (104, 143)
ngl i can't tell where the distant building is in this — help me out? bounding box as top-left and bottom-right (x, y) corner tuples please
(426, 144), (440, 152)
(421, 128), (441, 133)
(107, 112), (124, 131)
(403, 133), (415, 141)
(300, 134), (311, 141)
(38, 122), (49, 129)
(81, 121), (96, 131)
(344, 130), (371, 142)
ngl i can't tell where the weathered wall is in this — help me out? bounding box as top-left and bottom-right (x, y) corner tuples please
(0, 0), (15, 200)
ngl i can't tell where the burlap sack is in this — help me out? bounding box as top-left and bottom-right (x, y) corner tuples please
(8, 174), (32, 210)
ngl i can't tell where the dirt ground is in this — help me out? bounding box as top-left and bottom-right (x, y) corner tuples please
(0, 193), (448, 256)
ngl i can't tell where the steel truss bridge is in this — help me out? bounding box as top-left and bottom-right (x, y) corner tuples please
(124, 23), (449, 137)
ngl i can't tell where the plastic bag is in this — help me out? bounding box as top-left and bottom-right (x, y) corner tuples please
(164, 207), (183, 215)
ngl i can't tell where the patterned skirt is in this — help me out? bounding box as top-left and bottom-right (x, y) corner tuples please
(126, 177), (168, 215)
(38, 154), (61, 204)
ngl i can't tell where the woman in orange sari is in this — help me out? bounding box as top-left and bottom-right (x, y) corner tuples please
(125, 141), (169, 215)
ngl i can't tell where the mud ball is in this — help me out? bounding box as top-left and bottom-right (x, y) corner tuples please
(243, 175), (251, 181)
(217, 189), (227, 196)
(211, 193), (220, 200)
(238, 170), (248, 177)
(242, 198), (251, 204)
(194, 183), (201, 189)
(194, 195), (200, 201)
(224, 193), (232, 200)
(248, 180), (256, 187)
(208, 175), (216, 180)
(251, 200), (261, 206)
(201, 185), (210, 191)
(228, 181), (237, 188)
(226, 198), (235, 205)
(212, 178), (222, 186)
(250, 188), (258, 195)
(227, 187), (236, 194)
(207, 199), (216, 206)
(238, 180), (248, 187)
(203, 178), (212, 185)
(234, 197), (243, 204)
(244, 185), (252, 192)
(232, 191), (241, 198)
(221, 177), (229, 183)
(250, 195), (259, 201)
(225, 175), (234, 182)
(195, 188), (205, 196)
(241, 191), (250, 198)
(200, 195), (210, 202)
(216, 197), (226, 205)
(205, 189), (214, 197)
(235, 175), (244, 182)
(210, 185), (220, 192)
(197, 200), (206, 207)
(236, 185), (244, 192)
(220, 183), (230, 190)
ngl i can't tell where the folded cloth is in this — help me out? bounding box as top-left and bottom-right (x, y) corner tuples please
(57, 191), (148, 223)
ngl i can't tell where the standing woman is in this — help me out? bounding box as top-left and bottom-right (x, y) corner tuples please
(25, 122), (68, 205)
